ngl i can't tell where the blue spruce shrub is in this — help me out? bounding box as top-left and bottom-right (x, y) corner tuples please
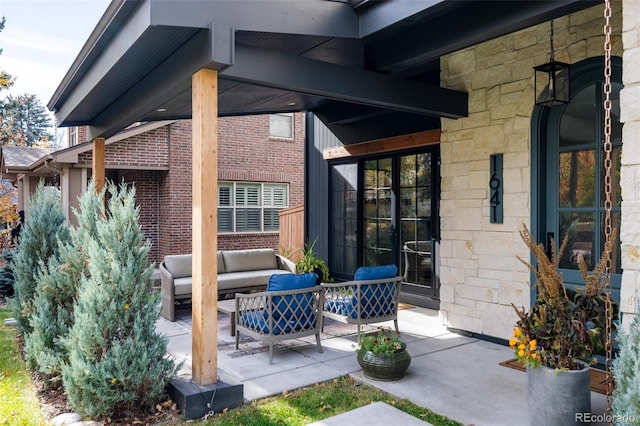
(25, 181), (103, 385)
(11, 181), (69, 335)
(62, 181), (178, 419)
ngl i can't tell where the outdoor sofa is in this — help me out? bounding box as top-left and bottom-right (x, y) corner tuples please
(159, 248), (296, 321)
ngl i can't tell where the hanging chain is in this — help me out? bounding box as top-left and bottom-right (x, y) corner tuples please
(550, 20), (555, 62)
(602, 0), (614, 416)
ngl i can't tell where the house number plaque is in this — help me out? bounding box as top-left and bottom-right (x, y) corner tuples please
(489, 154), (503, 223)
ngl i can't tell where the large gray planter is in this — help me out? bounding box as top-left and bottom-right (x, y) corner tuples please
(527, 363), (591, 426)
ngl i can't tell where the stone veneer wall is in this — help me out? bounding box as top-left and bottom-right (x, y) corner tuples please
(438, 3), (622, 339)
(620, 0), (640, 328)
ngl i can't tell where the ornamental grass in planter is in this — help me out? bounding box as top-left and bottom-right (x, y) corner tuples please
(510, 224), (618, 426)
(510, 224), (618, 371)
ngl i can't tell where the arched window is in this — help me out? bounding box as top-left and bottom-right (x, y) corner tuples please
(533, 56), (622, 302)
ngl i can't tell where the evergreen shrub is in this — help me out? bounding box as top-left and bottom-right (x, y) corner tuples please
(11, 181), (69, 335)
(613, 303), (640, 421)
(62, 182), (178, 419)
(25, 181), (103, 384)
(0, 249), (15, 297)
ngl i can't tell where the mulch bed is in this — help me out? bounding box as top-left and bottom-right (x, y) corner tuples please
(1, 296), (183, 424)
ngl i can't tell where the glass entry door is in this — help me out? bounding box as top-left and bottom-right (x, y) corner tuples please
(362, 150), (439, 308)
(363, 158), (395, 266)
(398, 153), (438, 306)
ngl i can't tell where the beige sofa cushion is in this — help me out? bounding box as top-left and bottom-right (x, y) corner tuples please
(164, 254), (192, 278)
(218, 269), (290, 291)
(174, 277), (192, 296)
(165, 252), (225, 276)
(222, 248), (278, 273)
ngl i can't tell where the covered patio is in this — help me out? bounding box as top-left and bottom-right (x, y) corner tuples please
(46, 0), (638, 422)
(155, 305), (609, 425)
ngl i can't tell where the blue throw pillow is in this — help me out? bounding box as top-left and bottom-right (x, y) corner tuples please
(267, 273), (317, 292)
(354, 264), (397, 281)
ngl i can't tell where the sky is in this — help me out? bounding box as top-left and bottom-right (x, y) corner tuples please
(0, 0), (110, 122)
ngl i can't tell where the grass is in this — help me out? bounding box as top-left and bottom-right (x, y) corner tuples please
(194, 375), (463, 426)
(0, 305), (461, 426)
(0, 307), (47, 426)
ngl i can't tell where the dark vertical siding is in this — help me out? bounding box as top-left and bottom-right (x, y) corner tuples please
(305, 113), (343, 264)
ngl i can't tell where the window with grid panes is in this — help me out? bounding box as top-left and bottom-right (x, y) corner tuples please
(218, 182), (288, 232)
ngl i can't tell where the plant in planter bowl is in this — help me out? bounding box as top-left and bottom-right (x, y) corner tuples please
(356, 327), (411, 381)
(511, 224), (618, 426)
(295, 237), (331, 284)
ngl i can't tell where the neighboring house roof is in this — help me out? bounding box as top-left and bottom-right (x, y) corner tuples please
(41, 120), (176, 166)
(0, 120), (175, 181)
(0, 146), (56, 180)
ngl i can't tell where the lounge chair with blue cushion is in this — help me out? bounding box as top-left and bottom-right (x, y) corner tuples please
(235, 273), (324, 364)
(321, 264), (402, 342)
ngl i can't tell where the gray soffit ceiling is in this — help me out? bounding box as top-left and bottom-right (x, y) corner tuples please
(48, 0), (601, 142)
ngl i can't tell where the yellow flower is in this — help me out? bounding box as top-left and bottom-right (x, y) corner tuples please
(518, 343), (525, 350)
(529, 339), (537, 349)
(509, 338), (517, 348)
(514, 328), (521, 337)
(518, 349), (525, 357)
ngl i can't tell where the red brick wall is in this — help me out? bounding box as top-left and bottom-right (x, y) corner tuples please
(158, 114), (305, 259)
(217, 114), (305, 208)
(78, 126), (169, 168)
(76, 114), (305, 264)
(158, 120), (192, 258)
(108, 169), (161, 264)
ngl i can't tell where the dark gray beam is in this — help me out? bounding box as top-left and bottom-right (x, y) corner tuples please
(222, 45), (468, 119)
(358, 0), (448, 38)
(87, 26), (234, 139)
(149, 0), (359, 38)
(367, 0), (601, 74)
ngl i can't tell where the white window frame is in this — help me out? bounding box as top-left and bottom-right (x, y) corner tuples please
(218, 181), (289, 233)
(269, 113), (294, 139)
(68, 126), (78, 146)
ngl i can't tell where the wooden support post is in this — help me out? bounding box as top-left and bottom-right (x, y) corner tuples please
(191, 68), (218, 385)
(92, 137), (105, 193)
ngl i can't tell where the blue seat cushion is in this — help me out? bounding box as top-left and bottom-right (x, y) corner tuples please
(326, 296), (358, 319)
(240, 310), (316, 335)
(267, 273), (317, 320)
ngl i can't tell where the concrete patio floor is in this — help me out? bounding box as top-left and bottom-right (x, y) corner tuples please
(155, 305), (610, 426)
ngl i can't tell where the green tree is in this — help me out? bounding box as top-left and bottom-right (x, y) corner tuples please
(62, 181), (178, 419)
(24, 181), (103, 386)
(0, 17), (14, 91)
(0, 94), (54, 146)
(10, 181), (69, 334)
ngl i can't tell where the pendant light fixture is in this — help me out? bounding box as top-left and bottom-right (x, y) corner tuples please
(534, 20), (570, 107)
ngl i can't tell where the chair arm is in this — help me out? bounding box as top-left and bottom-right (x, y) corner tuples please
(276, 254), (297, 273)
(159, 261), (175, 294)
